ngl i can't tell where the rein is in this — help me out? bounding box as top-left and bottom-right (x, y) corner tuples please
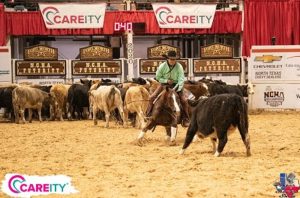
(124, 99), (150, 106)
(153, 91), (180, 121)
(161, 107), (178, 121)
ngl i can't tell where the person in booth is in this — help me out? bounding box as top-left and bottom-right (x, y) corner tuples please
(145, 50), (190, 127)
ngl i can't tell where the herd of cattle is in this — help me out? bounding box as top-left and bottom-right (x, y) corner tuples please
(0, 77), (254, 156)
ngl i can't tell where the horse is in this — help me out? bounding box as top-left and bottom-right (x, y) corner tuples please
(136, 85), (181, 146)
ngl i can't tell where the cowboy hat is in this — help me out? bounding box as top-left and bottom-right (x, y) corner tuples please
(163, 50), (180, 59)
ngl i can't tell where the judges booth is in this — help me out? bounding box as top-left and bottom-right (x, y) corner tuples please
(13, 45), (67, 85)
(71, 45), (124, 83)
(191, 43), (242, 84)
(137, 44), (189, 79)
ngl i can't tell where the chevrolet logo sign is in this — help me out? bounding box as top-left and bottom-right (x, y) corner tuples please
(254, 55), (282, 63)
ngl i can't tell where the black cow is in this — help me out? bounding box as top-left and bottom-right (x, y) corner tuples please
(67, 79), (92, 119)
(0, 85), (18, 121)
(207, 82), (254, 97)
(180, 94), (251, 157)
(132, 77), (147, 85)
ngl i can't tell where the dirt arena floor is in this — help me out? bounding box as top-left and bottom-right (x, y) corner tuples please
(0, 111), (300, 198)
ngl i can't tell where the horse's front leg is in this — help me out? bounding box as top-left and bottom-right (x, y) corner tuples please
(169, 125), (178, 146)
(165, 126), (171, 142)
(136, 119), (156, 146)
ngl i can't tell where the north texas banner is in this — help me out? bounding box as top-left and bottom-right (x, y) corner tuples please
(152, 4), (217, 29)
(39, 3), (106, 29)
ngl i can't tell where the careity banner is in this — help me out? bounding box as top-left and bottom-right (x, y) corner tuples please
(39, 3), (106, 29)
(152, 4), (217, 29)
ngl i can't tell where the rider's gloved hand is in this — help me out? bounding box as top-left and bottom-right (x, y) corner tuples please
(176, 89), (182, 93)
(167, 79), (174, 85)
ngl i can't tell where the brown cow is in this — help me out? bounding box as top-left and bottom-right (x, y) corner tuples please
(124, 86), (149, 128)
(50, 84), (71, 121)
(12, 86), (51, 124)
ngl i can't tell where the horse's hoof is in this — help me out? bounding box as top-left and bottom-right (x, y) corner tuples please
(164, 136), (171, 142)
(246, 150), (251, 157)
(169, 141), (177, 146)
(135, 138), (145, 147)
(214, 151), (220, 157)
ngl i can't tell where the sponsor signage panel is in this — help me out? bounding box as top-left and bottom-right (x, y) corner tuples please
(80, 45), (113, 60)
(72, 60), (122, 75)
(39, 3), (106, 29)
(250, 84), (300, 109)
(24, 45), (58, 61)
(200, 43), (233, 58)
(147, 44), (180, 59)
(249, 45), (300, 82)
(152, 4), (216, 29)
(15, 61), (66, 76)
(139, 59), (188, 74)
(0, 47), (11, 82)
(193, 58), (241, 74)
(16, 78), (66, 85)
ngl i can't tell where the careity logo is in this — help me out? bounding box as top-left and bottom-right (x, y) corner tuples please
(39, 3), (106, 29)
(2, 173), (78, 197)
(155, 6), (172, 25)
(41, 6), (102, 26)
(152, 4), (216, 29)
(42, 7), (59, 25)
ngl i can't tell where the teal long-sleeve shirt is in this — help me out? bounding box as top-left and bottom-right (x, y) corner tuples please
(155, 61), (185, 91)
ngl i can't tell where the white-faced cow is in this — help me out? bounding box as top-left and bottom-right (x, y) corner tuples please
(180, 94), (251, 157)
(12, 86), (51, 124)
(89, 85), (124, 128)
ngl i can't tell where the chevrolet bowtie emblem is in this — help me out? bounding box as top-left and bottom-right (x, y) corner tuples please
(255, 55), (282, 63)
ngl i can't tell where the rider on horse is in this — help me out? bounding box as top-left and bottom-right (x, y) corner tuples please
(145, 50), (190, 127)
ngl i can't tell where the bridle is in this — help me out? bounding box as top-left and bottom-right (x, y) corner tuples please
(153, 90), (180, 121)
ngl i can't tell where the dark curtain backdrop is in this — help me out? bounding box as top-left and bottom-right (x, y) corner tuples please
(243, 0), (300, 56)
